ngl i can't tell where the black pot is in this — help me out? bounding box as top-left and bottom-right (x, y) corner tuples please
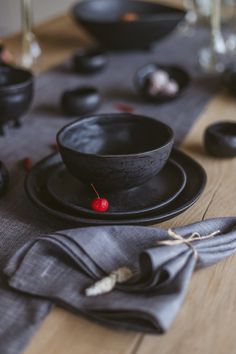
(57, 113), (174, 192)
(73, 47), (108, 74)
(222, 64), (236, 95)
(61, 87), (102, 116)
(0, 66), (33, 134)
(72, 0), (185, 50)
(204, 121), (236, 157)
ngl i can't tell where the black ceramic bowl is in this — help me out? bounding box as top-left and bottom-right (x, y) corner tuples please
(0, 66), (33, 134)
(73, 47), (108, 74)
(57, 114), (174, 192)
(223, 64), (236, 95)
(61, 87), (101, 116)
(72, 0), (185, 50)
(204, 121), (236, 157)
(0, 44), (10, 67)
(134, 63), (190, 103)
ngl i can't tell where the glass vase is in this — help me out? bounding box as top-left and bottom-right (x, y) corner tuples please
(20, 0), (41, 71)
(198, 0), (227, 73)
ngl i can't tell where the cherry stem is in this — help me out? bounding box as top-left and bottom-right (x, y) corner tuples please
(91, 184), (100, 199)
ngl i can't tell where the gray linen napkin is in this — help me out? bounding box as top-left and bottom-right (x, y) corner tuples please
(4, 217), (236, 333)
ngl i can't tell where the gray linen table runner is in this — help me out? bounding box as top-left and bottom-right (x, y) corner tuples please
(5, 217), (236, 334)
(0, 28), (221, 353)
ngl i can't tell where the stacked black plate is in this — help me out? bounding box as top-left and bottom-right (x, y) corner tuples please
(25, 148), (206, 226)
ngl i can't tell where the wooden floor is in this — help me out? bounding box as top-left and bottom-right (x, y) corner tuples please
(4, 5), (236, 354)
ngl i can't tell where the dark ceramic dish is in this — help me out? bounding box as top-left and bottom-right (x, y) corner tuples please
(0, 66), (33, 134)
(0, 44), (11, 67)
(72, 0), (185, 50)
(73, 47), (108, 74)
(46, 159), (187, 218)
(222, 64), (236, 95)
(0, 160), (10, 196)
(57, 114), (174, 192)
(61, 87), (101, 116)
(204, 121), (236, 157)
(24, 149), (206, 226)
(134, 63), (190, 103)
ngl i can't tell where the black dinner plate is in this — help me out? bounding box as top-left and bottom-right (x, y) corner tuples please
(46, 159), (187, 219)
(25, 149), (206, 226)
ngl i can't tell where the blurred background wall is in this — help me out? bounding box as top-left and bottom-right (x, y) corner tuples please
(0, 0), (76, 36)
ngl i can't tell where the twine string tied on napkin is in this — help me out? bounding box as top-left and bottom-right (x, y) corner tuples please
(85, 228), (221, 297)
(158, 228), (221, 260)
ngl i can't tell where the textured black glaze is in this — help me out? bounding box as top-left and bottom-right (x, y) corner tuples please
(46, 159), (187, 218)
(24, 149), (207, 226)
(61, 87), (101, 116)
(72, 0), (185, 50)
(0, 161), (9, 196)
(204, 121), (236, 157)
(0, 66), (33, 134)
(57, 114), (174, 191)
(134, 63), (190, 103)
(73, 47), (108, 74)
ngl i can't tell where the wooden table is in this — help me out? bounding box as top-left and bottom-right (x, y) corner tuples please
(4, 6), (236, 354)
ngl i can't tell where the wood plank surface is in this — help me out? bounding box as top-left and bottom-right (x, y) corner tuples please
(3, 5), (236, 354)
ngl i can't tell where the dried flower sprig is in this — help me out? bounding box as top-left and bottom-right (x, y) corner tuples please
(85, 267), (134, 296)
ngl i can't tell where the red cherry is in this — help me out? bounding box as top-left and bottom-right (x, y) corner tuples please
(91, 198), (109, 212)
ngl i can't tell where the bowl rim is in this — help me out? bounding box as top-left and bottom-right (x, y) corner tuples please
(205, 121), (236, 140)
(57, 113), (174, 158)
(0, 66), (33, 93)
(62, 86), (100, 97)
(74, 47), (107, 60)
(72, 0), (186, 25)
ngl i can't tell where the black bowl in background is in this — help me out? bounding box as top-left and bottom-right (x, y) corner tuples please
(134, 63), (190, 103)
(204, 121), (236, 157)
(57, 113), (174, 192)
(61, 86), (102, 116)
(222, 64), (236, 95)
(73, 47), (108, 74)
(72, 0), (185, 50)
(0, 44), (11, 67)
(0, 66), (33, 134)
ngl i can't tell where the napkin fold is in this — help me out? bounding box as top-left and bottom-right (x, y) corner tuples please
(5, 217), (236, 333)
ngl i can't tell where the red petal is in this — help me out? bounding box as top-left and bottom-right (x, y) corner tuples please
(113, 103), (134, 114)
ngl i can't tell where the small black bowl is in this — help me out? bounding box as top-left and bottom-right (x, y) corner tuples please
(73, 47), (108, 74)
(0, 66), (33, 134)
(61, 87), (102, 116)
(134, 63), (190, 103)
(204, 121), (236, 157)
(72, 0), (185, 50)
(222, 64), (236, 96)
(57, 113), (174, 192)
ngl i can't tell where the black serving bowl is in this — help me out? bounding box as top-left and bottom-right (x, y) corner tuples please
(134, 63), (190, 103)
(0, 66), (33, 134)
(73, 47), (108, 74)
(61, 87), (101, 116)
(204, 121), (236, 157)
(57, 114), (174, 192)
(72, 0), (185, 51)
